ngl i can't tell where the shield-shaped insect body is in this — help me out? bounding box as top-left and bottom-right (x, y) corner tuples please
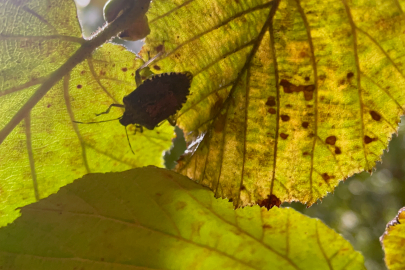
(74, 70), (192, 153)
(120, 72), (193, 129)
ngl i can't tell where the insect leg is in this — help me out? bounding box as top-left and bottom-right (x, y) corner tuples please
(125, 126), (135, 154)
(135, 51), (163, 87)
(96, 104), (125, 116)
(134, 125), (144, 134)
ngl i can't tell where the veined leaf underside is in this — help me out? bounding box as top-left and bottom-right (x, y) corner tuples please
(142, 0), (405, 207)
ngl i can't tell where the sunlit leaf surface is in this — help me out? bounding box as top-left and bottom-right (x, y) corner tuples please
(142, 0), (405, 207)
(0, 167), (365, 270)
(0, 0), (172, 227)
(381, 206), (405, 270)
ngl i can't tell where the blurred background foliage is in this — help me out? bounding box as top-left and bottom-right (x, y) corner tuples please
(75, 1), (405, 269)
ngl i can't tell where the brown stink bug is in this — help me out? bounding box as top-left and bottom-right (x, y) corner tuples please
(74, 55), (193, 153)
(98, 71), (193, 130)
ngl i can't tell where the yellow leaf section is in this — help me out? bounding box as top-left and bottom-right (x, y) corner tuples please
(69, 43), (173, 172)
(381, 206), (405, 270)
(0, 0), (173, 227)
(142, 0), (405, 207)
(0, 0), (80, 227)
(0, 0), (82, 131)
(0, 167), (365, 270)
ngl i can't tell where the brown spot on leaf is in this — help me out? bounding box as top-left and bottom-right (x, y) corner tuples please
(268, 108), (276, 114)
(347, 72), (354, 79)
(281, 115), (290, 122)
(155, 44), (164, 52)
(175, 201), (187, 210)
(325, 136), (337, 145)
(306, 105), (313, 108)
(153, 65), (161, 70)
(335, 147), (342, 154)
(211, 97), (223, 117)
(240, 185), (246, 190)
(370, 111), (381, 121)
(258, 194), (281, 210)
(80, 70), (86, 75)
(302, 122), (309, 128)
(214, 113), (227, 133)
(364, 135), (377, 144)
(322, 173), (334, 182)
(266, 96), (276, 106)
(121, 67), (128, 72)
(305, 76), (310, 81)
(299, 51), (308, 58)
(100, 70), (106, 76)
(47, 104), (51, 108)
(77, 84), (82, 89)
(286, 104), (293, 108)
(280, 133), (288, 139)
(339, 79), (345, 85)
(303, 151), (310, 156)
(280, 79), (315, 101)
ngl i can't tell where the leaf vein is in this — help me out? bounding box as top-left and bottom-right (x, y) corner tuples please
(315, 222), (334, 270)
(24, 207), (259, 270)
(295, 0), (319, 203)
(0, 250), (168, 269)
(64, 74), (90, 173)
(24, 114), (40, 201)
(237, 66), (251, 208)
(87, 59), (122, 107)
(178, 82), (233, 119)
(149, 0), (194, 24)
(163, 2), (273, 60)
(0, 77), (46, 97)
(361, 73), (405, 113)
(167, 176), (301, 270)
(0, 34), (84, 44)
(356, 26), (405, 81)
(342, 0), (369, 169)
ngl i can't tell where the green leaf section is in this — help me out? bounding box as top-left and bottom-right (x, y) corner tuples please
(381, 206), (405, 270)
(0, 167), (365, 270)
(0, 0), (173, 227)
(142, 0), (405, 207)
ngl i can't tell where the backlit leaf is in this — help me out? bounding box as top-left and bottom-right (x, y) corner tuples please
(142, 0), (405, 207)
(0, 166), (365, 270)
(381, 206), (405, 270)
(0, 0), (172, 227)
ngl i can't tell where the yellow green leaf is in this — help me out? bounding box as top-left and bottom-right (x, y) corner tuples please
(0, 166), (365, 270)
(381, 206), (405, 270)
(142, 0), (405, 207)
(0, 0), (172, 227)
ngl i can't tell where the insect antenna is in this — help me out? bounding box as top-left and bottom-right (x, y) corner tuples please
(73, 117), (122, 124)
(125, 126), (135, 154)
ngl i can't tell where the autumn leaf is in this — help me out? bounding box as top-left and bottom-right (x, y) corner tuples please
(0, 166), (365, 270)
(381, 206), (405, 270)
(0, 0), (173, 227)
(142, 0), (405, 207)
